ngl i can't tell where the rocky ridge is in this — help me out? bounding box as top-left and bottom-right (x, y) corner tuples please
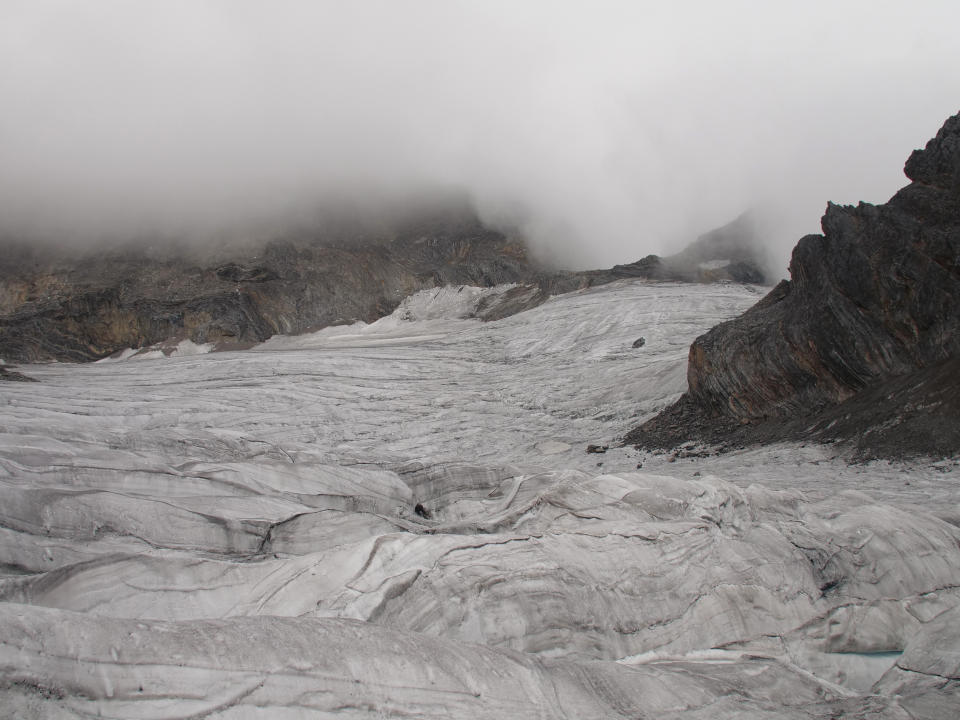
(627, 112), (960, 458)
(0, 209), (767, 363)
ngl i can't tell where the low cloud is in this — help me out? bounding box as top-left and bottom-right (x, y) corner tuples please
(2, 1), (959, 275)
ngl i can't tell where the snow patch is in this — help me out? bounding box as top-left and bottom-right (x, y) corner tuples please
(257, 284), (519, 350)
(168, 339), (214, 357)
(698, 259), (732, 271)
(96, 339), (213, 362)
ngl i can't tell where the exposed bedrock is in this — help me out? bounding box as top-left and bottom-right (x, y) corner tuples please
(628, 112), (960, 457)
(0, 207), (769, 363)
(0, 213), (534, 362)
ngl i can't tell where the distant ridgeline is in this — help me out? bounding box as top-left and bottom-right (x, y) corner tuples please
(0, 209), (768, 364)
(628, 112), (960, 459)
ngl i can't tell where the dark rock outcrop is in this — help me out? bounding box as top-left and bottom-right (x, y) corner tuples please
(0, 213), (535, 362)
(627, 112), (960, 458)
(0, 209), (769, 363)
(0, 365), (37, 382)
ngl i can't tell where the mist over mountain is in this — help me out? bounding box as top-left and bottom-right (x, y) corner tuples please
(2, 1), (960, 273)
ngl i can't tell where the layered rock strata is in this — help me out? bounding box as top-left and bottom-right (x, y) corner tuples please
(628, 112), (960, 457)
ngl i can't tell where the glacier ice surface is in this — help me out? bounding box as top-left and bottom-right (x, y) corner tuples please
(1, 280), (958, 718)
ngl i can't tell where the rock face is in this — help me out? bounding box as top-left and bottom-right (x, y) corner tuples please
(0, 212), (537, 362)
(0, 208), (768, 363)
(628, 112), (960, 457)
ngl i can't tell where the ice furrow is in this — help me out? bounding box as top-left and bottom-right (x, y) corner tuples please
(1, 281), (958, 717)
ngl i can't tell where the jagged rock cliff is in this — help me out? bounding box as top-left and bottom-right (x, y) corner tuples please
(628, 112), (960, 457)
(0, 209), (767, 363)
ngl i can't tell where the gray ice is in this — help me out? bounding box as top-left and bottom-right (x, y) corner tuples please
(1, 280), (958, 718)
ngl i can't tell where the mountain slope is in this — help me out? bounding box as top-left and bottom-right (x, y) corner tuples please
(0, 213), (535, 362)
(0, 205), (770, 363)
(628, 112), (960, 457)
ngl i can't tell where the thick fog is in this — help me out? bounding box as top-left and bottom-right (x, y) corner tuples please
(1, 1), (958, 274)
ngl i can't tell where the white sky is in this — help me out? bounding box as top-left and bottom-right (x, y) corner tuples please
(1, 1), (958, 274)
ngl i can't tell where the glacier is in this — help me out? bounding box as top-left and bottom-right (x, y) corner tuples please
(1, 280), (958, 718)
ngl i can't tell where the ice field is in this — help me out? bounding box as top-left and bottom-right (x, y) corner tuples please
(1, 280), (958, 718)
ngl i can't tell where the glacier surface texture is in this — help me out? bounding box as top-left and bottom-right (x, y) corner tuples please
(1, 281), (958, 718)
